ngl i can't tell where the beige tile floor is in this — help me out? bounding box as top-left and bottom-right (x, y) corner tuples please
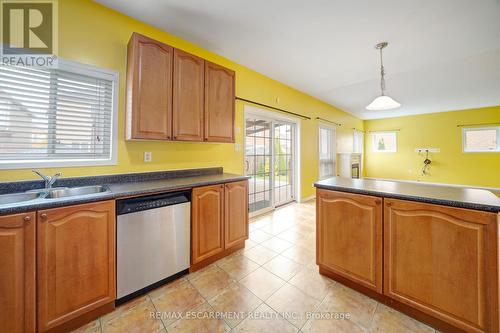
(73, 201), (437, 333)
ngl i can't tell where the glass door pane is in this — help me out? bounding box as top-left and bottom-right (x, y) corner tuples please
(245, 118), (273, 214)
(274, 122), (294, 206)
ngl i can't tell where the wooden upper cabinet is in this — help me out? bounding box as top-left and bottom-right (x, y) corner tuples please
(316, 189), (383, 292)
(224, 180), (249, 249)
(126, 33), (235, 143)
(126, 33), (173, 140)
(0, 212), (36, 333)
(191, 184), (225, 264)
(37, 201), (116, 332)
(173, 49), (205, 141)
(384, 199), (498, 333)
(204, 61), (235, 142)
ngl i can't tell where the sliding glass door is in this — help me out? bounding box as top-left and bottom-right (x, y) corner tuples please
(274, 122), (294, 206)
(245, 119), (273, 213)
(245, 115), (296, 215)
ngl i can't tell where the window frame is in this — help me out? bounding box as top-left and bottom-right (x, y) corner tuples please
(0, 59), (119, 169)
(318, 123), (336, 180)
(462, 126), (500, 153)
(371, 131), (398, 153)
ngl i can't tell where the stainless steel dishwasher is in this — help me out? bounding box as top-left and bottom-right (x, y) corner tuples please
(116, 191), (190, 304)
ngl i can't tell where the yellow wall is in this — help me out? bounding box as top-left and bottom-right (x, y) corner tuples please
(364, 106), (500, 188)
(0, 0), (362, 199)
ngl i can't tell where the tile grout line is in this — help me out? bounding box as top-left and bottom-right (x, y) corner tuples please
(146, 294), (170, 332)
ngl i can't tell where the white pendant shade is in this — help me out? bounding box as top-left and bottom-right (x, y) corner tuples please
(366, 95), (401, 110)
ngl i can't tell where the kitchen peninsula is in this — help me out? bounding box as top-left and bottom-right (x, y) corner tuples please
(315, 177), (500, 333)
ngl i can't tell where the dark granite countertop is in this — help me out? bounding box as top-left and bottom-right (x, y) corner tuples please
(0, 168), (249, 216)
(314, 177), (500, 213)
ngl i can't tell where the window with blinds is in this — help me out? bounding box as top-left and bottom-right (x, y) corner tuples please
(319, 124), (336, 179)
(353, 129), (364, 154)
(0, 60), (118, 168)
(462, 126), (500, 152)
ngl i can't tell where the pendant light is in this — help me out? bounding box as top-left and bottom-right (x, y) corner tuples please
(366, 42), (401, 110)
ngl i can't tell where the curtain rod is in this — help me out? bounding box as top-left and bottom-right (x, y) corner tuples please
(457, 122), (500, 128)
(316, 117), (342, 126)
(352, 128), (365, 133)
(235, 97), (311, 120)
(368, 129), (401, 133)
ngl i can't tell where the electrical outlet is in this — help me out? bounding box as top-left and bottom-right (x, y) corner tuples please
(144, 152), (152, 162)
(234, 143), (241, 151)
(415, 148), (440, 153)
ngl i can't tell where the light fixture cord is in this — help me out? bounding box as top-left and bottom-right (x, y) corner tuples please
(379, 47), (386, 96)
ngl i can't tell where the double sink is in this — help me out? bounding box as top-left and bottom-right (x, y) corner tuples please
(0, 185), (110, 205)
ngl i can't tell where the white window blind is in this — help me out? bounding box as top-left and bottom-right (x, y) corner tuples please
(319, 124), (336, 179)
(0, 60), (118, 168)
(462, 127), (500, 152)
(353, 129), (364, 154)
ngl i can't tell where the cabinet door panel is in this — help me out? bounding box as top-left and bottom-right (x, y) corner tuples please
(204, 61), (235, 142)
(384, 199), (498, 333)
(173, 49), (204, 141)
(0, 212), (35, 333)
(192, 185), (225, 264)
(225, 180), (248, 248)
(127, 33), (173, 140)
(316, 189), (382, 292)
(37, 201), (115, 332)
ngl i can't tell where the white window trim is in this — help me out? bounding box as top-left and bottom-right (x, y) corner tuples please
(462, 126), (500, 153)
(371, 131), (398, 153)
(318, 122), (336, 180)
(0, 59), (119, 169)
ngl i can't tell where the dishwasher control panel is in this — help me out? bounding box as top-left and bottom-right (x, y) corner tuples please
(116, 191), (190, 215)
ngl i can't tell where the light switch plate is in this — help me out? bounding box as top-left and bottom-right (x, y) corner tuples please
(144, 152), (152, 162)
(235, 143), (241, 151)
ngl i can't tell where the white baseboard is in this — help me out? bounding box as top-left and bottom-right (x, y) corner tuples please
(299, 195), (316, 203)
(364, 177), (500, 193)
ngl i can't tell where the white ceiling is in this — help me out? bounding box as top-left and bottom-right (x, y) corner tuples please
(96, 0), (500, 119)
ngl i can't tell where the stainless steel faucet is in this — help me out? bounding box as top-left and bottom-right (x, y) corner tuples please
(32, 170), (62, 189)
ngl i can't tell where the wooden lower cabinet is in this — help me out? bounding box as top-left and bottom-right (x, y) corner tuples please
(191, 180), (249, 270)
(37, 201), (116, 332)
(316, 189), (383, 292)
(224, 180), (249, 248)
(191, 184), (225, 265)
(0, 212), (36, 333)
(384, 198), (498, 333)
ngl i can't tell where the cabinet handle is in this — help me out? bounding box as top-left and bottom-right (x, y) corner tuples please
(375, 199), (382, 205)
(40, 213), (48, 220)
(23, 215), (31, 222)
